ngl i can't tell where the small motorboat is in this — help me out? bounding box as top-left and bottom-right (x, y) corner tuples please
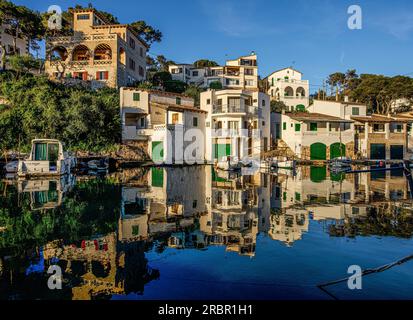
(17, 139), (76, 177)
(5, 160), (18, 173)
(328, 157), (352, 168)
(88, 158), (109, 172)
(271, 159), (296, 170)
(216, 156), (241, 171)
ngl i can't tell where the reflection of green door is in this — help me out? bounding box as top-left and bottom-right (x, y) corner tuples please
(213, 144), (231, 159)
(151, 167), (164, 187)
(390, 145), (403, 159)
(152, 141), (164, 162)
(310, 166), (327, 183)
(370, 143), (385, 160)
(310, 143), (327, 160)
(330, 143), (346, 159)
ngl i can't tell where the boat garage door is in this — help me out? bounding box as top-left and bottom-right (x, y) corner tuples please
(370, 144), (385, 160)
(310, 143), (327, 160)
(330, 143), (346, 159)
(213, 144), (231, 159)
(390, 145), (403, 160)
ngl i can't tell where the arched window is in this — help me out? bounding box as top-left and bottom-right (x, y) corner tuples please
(284, 86), (294, 97)
(94, 43), (112, 60)
(72, 45), (90, 61)
(49, 46), (68, 61)
(296, 87), (306, 97)
(119, 47), (126, 65)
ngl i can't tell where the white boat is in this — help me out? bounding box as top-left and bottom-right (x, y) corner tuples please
(328, 157), (352, 168)
(216, 156), (241, 171)
(88, 158), (109, 172)
(5, 160), (18, 173)
(17, 139), (76, 177)
(271, 159), (296, 170)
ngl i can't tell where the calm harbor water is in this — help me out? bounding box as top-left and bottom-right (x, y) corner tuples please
(1, 165), (413, 300)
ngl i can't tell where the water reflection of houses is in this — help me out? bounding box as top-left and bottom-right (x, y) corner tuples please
(199, 167), (271, 257)
(119, 166), (208, 243)
(17, 175), (75, 210)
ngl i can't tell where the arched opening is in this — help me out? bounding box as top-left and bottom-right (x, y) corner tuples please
(119, 47), (126, 65)
(49, 46), (68, 61)
(284, 86), (293, 97)
(310, 142), (327, 160)
(330, 142), (346, 159)
(94, 43), (112, 60)
(72, 44), (90, 61)
(296, 87), (306, 97)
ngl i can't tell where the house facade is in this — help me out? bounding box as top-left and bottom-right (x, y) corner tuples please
(265, 67), (310, 111)
(274, 112), (354, 160)
(120, 88), (207, 164)
(168, 53), (259, 90)
(45, 8), (147, 88)
(200, 89), (271, 162)
(0, 23), (29, 58)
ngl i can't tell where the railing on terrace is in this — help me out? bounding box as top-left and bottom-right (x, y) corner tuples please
(212, 104), (259, 115)
(271, 79), (309, 85)
(283, 95), (308, 99)
(48, 34), (117, 43)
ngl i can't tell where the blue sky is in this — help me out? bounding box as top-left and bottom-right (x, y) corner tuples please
(12, 0), (413, 93)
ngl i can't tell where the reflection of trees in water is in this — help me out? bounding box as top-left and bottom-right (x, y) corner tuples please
(0, 178), (121, 255)
(328, 203), (413, 238)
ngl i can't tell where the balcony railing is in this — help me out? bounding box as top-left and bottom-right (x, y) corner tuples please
(212, 104), (259, 115)
(48, 34), (117, 43)
(271, 79), (309, 85)
(283, 95), (308, 99)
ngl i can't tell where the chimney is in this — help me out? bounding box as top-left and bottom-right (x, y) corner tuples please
(344, 96), (349, 102)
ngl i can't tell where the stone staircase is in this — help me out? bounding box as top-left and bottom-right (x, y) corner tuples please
(262, 139), (297, 159)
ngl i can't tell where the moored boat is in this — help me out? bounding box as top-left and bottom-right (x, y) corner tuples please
(5, 161), (18, 173)
(17, 139), (76, 177)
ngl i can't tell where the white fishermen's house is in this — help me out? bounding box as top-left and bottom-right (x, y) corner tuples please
(310, 99), (413, 160)
(200, 89), (271, 162)
(273, 111), (354, 160)
(120, 88), (207, 164)
(265, 67), (310, 111)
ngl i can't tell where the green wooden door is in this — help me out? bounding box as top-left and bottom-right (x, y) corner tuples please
(330, 143), (346, 159)
(213, 143), (231, 159)
(310, 166), (327, 183)
(370, 144), (385, 160)
(152, 141), (164, 162)
(310, 143), (327, 160)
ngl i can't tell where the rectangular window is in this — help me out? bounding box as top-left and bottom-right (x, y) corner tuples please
(193, 117), (198, 127)
(295, 123), (301, 132)
(129, 37), (136, 49)
(262, 100), (266, 106)
(352, 107), (359, 115)
(244, 68), (254, 75)
(228, 121), (239, 130)
(140, 117), (145, 127)
(283, 122), (286, 130)
(395, 124), (403, 132)
(133, 92), (140, 101)
(310, 122), (318, 131)
(193, 71), (199, 76)
(96, 71), (108, 80)
(129, 58), (136, 70)
(207, 99), (211, 105)
(139, 65), (144, 77)
(139, 47), (143, 57)
(176, 97), (181, 105)
(172, 113), (179, 124)
(77, 14), (90, 20)
(373, 123), (385, 132)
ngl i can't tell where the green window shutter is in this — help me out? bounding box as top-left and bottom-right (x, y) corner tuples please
(295, 123), (301, 132)
(193, 117), (198, 127)
(352, 107), (359, 115)
(133, 92), (140, 101)
(176, 97), (181, 105)
(310, 123), (318, 131)
(295, 192), (301, 201)
(296, 104), (305, 111)
(283, 122), (286, 130)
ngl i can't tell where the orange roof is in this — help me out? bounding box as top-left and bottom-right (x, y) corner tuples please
(287, 112), (352, 123)
(351, 114), (412, 123)
(150, 101), (207, 114)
